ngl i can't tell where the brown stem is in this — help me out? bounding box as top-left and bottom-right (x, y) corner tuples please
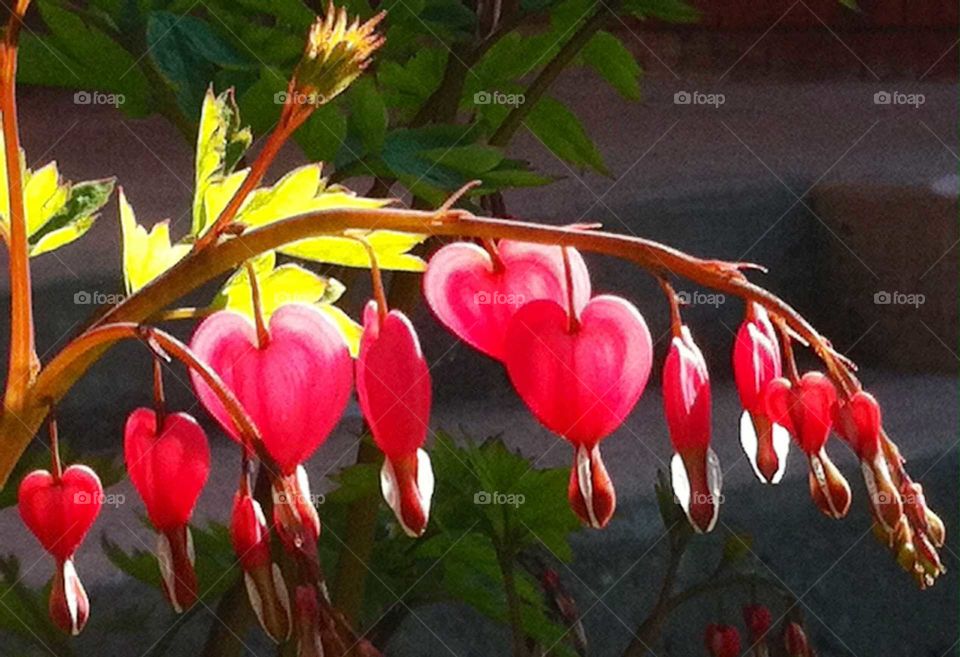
(47, 410), (62, 481)
(245, 262), (270, 349)
(658, 278), (683, 338)
(561, 246), (579, 332)
(192, 101), (307, 252)
(1, 207), (854, 487)
(1, 0), (35, 415)
(152, 355), (166, 428)
(345, 234), (388, 324)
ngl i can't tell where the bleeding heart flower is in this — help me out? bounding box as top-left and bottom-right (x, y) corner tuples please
(423, 240), (590, 360)
(356, 301), (434, 537)
(743, 603), (772, 645)
(704, 623), (741, 657)
(189, 304), (353, 474)
(783, 622), (810, 657)
(231, 486), (291, 643)
(664, 325), (721, 533)
(504, 295), (653, 528)
(19, 465), (103, 635)
(765, 372), (851, 519)
(834, 391), (903, 532)
(124, 408), (210, 612)
(733, 304), (789, 484)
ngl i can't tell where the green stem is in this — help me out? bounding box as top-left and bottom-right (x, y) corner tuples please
(498, 546), (526, 657)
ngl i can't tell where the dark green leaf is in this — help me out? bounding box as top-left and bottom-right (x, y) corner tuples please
(525, 97), (607, 174)
(582, 31), (642, 100)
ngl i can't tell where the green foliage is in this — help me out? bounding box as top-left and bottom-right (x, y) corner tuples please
(319, 432), (581, 652)
(17, 0), (693, 205)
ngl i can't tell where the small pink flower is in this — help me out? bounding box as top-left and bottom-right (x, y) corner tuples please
(19, 465), (103, 635)
(765, 372), (851, 519)
(124, 408), (210, 612)
(664, 326), (721, 533)
(356, 301), (434, 537)
(733, 304), (789, 484)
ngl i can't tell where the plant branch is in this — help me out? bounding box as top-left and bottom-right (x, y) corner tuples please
(489, 3), (614, 147)
(0, 207), (853, 486)
(1, 0), (35, 415)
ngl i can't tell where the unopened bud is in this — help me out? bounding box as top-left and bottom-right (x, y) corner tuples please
(157, 525), (198, 613)
(569, 444), (616, 529)
(807, 450), (851, 519)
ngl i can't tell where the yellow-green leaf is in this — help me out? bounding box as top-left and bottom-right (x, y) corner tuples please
(29, 178), (115, 256)
(213, 254), (345, 320)
(120, 189), (190, 294)
(316, 303), (362, 357)
(25, 162), (69, 235)
(235, 163), (389, 230)
(193, 87), (252, 237)
(282, 230), (427, 272)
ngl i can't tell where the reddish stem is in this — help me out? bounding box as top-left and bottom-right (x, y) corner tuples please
(152, 356), (166, 429)
(245, 262), (270, 349)
(561, 246), (579, 332)
(481, 238), (505, 273)
(348, 235), (388, 325)
(658, 278), (683, 338)
(47, 410), (62, 482)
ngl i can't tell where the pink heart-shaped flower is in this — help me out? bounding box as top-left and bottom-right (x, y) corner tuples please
(504, 295), (652, 446)
(423, 240), (590, 360)
(124, 408), (210, 531)
(190, 304), (353, 473)
(834, 390), (882, 460)
(764, 372), (837, 454)
(19, 465), (103, 561)
(356, 301), (431, 459)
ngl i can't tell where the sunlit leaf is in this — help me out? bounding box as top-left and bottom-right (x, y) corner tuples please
(120, 188), (191, 294)
(193, 87), (253, 237)
(526, 97), (607, 175)
(213, 252), (345, 319)
(30, 178), (115, 256)
(282, 229), (427, 272)
(316, 303), (362, 357)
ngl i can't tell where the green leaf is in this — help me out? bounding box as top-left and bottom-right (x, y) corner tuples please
(525, 97), (607, 175)
(229, 163), (389, 230)
(147, 11), (254, 114)
(347, 77), (388, 155)
(193, 87), (253, 236)
(30, 178), (115, 256)
(213, 253), (345, 320)
(295, 103), (348, 163)
(377, 48), (446, 120)
(281, 229), (427, 272)
(119, 188), (191, 294)
(582, 31), (642, 101)
(19, 1), (152, 117)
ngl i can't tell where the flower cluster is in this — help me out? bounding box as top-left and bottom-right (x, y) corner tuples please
(705, 604), (814, 657)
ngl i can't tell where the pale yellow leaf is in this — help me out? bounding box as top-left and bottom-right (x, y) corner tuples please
(120, 189), (190, 294)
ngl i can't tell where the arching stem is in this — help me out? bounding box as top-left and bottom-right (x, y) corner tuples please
(658, 278), (683, 338)
(481, 238), (505, 273)
(152, 356), (166, 429)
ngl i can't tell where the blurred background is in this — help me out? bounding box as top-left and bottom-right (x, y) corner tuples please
(0, 0), (956, 655)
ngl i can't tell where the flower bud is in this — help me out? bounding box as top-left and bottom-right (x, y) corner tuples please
(292, 5), (385, 107)
(156, 525), (198, 613)
(742, 603), (772, 642)
(705, 623), (741, 657)
(231, 490), (291, 642)
(783, 622), (809, 657)
(294, 585), (324, 657)
(664, 326), (721, 533)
